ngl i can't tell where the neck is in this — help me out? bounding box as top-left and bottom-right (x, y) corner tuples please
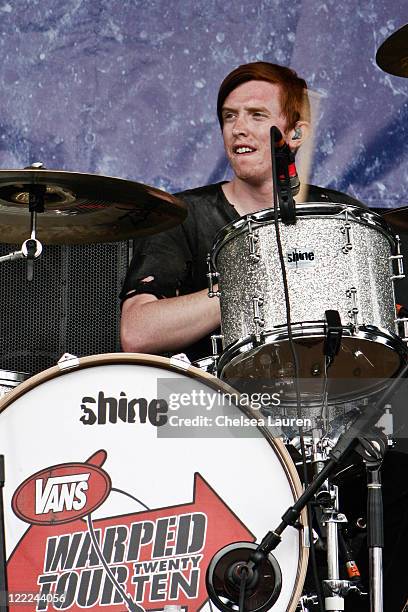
(222, 177), (276, 215)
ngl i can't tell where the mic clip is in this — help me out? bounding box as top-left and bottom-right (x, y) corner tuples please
(324, 309), (343, 365)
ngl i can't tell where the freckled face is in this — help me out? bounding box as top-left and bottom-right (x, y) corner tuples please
(222, 80), (288, 185)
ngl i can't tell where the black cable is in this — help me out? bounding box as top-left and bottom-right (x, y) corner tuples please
(270, 127), (324, 611)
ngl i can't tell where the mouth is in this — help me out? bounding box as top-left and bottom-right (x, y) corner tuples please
(233, 145), (257, 155)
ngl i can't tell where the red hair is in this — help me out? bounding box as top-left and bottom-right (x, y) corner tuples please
(217, 61), (310, 131)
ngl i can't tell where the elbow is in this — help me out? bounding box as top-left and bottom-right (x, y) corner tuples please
(120, 323), (154, 354)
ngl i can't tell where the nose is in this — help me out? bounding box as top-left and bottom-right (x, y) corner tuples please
(231, 114), (248, 136)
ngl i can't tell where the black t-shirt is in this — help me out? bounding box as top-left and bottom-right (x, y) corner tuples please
(120, 181), (366, 361)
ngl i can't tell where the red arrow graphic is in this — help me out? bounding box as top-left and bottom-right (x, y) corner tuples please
(7, 472), (254, 612)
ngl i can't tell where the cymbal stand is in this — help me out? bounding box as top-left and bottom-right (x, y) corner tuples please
(0, 183), (45, 280)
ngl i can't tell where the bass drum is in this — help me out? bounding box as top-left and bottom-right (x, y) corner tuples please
(0, 354), (307, 612)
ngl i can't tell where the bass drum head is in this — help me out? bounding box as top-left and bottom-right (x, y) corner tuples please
(0, 353), (307, 612)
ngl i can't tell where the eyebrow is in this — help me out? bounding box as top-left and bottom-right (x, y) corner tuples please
(221, 105), (271, 115)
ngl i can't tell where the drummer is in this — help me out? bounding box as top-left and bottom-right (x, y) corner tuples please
(120, 61), (408, 612)
(120, 61), (359, 359)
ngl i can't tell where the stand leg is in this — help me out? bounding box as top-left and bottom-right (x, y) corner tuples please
(0, 456), (8, 612)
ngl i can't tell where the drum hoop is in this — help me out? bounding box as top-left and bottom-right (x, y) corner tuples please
(217, 326), (407, 406)
(210, 202), (398, 265)
(218, 323), (407, 361)
(0, 352), (308, 611)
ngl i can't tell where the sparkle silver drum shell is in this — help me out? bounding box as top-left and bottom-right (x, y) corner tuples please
(211, 203), (407, 405)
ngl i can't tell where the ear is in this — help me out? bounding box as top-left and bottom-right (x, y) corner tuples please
(287, 121), (310, 152)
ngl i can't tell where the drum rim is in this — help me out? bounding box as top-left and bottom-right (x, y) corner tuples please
(210, 202), (398, 265)
(0, 351), (308, 611)
(217, 325), (407, 406)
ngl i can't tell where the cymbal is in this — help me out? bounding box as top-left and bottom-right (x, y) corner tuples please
(0, 169), (187, 245)
(376, 23), (408, 77)
(382, 206), (408, 231)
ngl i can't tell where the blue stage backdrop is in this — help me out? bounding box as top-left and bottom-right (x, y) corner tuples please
(0, 0), (406, 208)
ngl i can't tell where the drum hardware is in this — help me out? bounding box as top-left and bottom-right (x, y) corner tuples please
(0, 167), (186, 246)
(345, 287), (359, 327)
(389, 236), (405, 280)
(297, 593), (319, 610)
(207, 360), (408, 612)
(396, 316), (408, 342)
(340, 210), (352, 254)
(353, 435), (387, 612)
(0, 370), (30, 398)
(206, 254), (220, 298)
(252, 296), (265, 338)
(247, 219), (261, 262)
(57, 352), (80, 370)
(376, 23), (408, 78)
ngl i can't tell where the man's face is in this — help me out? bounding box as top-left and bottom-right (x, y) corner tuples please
(221, 80), (289, 185)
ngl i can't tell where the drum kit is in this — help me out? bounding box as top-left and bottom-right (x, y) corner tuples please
(0, 22), (407, 612)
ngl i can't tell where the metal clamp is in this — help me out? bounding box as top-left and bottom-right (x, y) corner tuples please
(247, 219), (260, 262)
(389, 235), (405, 280)
(346, 287), (359, 325)
(206, 254), (220, 297)
(58, 353), (80, 370)
(340, 210), (352, 254)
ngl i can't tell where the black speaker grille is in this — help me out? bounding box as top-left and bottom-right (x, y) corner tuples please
(0, 242), (129, 375)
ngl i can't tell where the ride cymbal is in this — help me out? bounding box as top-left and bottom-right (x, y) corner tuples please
(376, 23), (408, 77)
(0, 169), (187, 245)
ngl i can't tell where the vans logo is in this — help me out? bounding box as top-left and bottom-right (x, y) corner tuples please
(287, 247), (316, 269)
(35, 473), (90, 514)
(12, 450), (111, 525)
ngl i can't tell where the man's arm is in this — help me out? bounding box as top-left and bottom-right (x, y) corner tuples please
(120, 289), (221, 354)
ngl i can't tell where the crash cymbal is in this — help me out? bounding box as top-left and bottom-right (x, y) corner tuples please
(0, 168), (187, 245)
(376, 23), (408, 77)
(382, 206), (408, 231)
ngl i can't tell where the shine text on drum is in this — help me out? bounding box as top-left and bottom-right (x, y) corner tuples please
(79, 391), (169, 427)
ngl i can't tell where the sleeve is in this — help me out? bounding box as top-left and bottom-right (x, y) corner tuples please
(119, 223), (194, 305)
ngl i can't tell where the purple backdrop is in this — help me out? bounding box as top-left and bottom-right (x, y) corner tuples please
(0, 0), (406, 208)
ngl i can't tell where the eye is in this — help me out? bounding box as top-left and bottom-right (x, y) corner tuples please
(252, 111), (267, 119)
(222, 111), (235, 122)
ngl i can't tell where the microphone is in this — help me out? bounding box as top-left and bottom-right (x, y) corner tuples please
(270, 126), (300, 196)
(206, 542), (282, 612)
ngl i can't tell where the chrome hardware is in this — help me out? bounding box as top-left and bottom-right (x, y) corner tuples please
(389, 235), (405, 280)
(211, 334), (224, 356)
(395, 316), (408, 343)
(206, 254), (220, 297)
(252, 296), (264, 336)
(58, 353), (80, 370)
(247, 219), (260, 262)
(340, 210), (352, 254)
(346, 287), (358, 325)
